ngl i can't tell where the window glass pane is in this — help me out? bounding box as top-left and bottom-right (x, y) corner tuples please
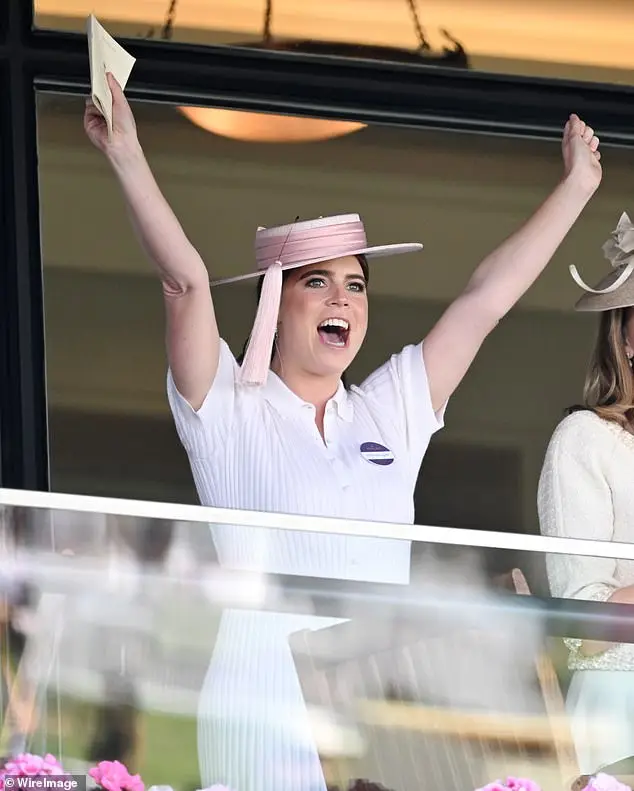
(34, 0), (634, 86)
(37, 92), (634, 537)
(2, 494), (633, 787)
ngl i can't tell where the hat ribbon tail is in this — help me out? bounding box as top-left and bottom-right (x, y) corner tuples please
(238, 260), (283, 387)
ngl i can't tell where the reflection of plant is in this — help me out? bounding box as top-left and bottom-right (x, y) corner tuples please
(0, 753), (65, 790)
(0, 754), (238, 791)
(582, 775), (633, 791)
(476, 776), (633, 791)
(477, 780), (542, 791)
(4, 756), (629, 791)
(89, 760), (144, 791)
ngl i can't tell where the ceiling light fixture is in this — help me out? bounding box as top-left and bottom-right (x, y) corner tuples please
(151, 0), (469, 144)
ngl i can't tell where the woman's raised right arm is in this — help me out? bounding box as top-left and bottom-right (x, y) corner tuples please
(84, 74), (219, 411)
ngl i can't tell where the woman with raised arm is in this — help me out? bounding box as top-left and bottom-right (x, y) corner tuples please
(84, 74), (602, 791)
(538, 212), (634, 777)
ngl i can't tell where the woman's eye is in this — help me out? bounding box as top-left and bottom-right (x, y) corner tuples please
(304, 277), (365, 291)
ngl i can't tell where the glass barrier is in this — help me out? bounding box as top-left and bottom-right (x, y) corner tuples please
(2, 489), (634, 791)
(33, 0), (634, 87)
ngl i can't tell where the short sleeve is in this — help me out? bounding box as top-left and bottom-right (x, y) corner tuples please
(166, 338), (237, 459)
(538, 413), (619, 603)
(356, 340), (446, 480)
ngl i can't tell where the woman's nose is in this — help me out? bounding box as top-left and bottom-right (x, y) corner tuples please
(328, 286), (349, 306)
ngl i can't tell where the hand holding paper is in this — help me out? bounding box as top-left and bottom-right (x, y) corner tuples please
(87, 14), (136, 139)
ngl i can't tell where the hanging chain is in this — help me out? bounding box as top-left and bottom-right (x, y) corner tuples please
(156, 0), (272, 42)
(261, 0), (431, 49)
(160, 0), (178, 40)
(153, 0), (439, 52)
(404, 0), (431, 50)
(263, 0), (273, 41)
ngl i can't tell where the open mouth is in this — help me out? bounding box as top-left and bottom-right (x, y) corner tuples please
(317, 318), (350, 348)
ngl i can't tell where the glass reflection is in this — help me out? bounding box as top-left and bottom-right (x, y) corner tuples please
(2, 498), (634, 789)
(33, 0), (634, 86)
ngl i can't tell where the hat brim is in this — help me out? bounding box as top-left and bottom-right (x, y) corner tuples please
(574, 267), (634, 312)
(211, 242), (423, 286)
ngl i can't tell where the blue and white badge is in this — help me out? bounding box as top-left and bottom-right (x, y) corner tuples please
(360, 441), (394, 466)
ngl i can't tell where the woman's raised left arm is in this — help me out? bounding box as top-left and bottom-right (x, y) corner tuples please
(423, 114), (601, 412)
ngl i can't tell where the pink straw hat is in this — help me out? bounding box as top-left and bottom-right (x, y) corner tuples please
(212, 214), (423, 386)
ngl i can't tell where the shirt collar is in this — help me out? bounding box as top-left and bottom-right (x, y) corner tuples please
(263, 371), (353, 422)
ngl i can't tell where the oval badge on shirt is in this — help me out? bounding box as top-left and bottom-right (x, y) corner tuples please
(360, 441), (394, 466)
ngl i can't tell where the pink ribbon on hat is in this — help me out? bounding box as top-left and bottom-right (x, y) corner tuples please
(238, 213), (422, 386)
(238, 258), (283, 386)
(255, 218), (368, 271)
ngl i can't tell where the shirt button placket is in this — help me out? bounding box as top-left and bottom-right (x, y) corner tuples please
(322, 406), (351, 490)
(328, 444), (351, 491)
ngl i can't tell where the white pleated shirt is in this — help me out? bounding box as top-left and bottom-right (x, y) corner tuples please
(167, 339), (447, 791)
(167, 338), (445, 584)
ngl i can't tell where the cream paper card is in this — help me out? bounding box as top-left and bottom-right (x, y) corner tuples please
(87, 14), (136, 138)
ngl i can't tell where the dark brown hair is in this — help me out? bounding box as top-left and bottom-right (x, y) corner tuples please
(237, 255), (370, 388)
(567, 307), (634, 430)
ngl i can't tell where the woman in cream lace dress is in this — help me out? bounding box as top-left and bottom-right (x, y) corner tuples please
(538, 211), (634, 774)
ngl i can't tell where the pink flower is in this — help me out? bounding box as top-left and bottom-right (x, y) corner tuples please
(582, 775), (632, 791)
(0, 754), (64, 790)
(506, 780), (542, 791)
(476, 780), (541, 791)
(88, 761), (144, 791)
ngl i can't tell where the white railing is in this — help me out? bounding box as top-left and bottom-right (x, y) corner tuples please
(0, 486), (632, 562)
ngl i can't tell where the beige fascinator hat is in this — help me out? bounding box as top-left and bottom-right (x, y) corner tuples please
(572, 212), (634, 311)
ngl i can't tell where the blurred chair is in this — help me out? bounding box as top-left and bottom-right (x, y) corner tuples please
(505, 567), (579, 785)
(290, 567), (579, 791)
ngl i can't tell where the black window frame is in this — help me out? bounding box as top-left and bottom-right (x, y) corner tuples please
(3, 0), (634, 491)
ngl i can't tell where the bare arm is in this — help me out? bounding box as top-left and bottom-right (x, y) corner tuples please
(575, 585), (634, 657)
(108, 143), (219, 410)
(608, 586), (634, 604)
(424, 115), (602, 412)
(84, 74), (219, 411)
